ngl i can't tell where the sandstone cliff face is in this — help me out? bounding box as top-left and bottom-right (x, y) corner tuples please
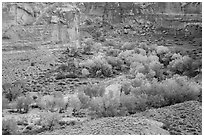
(2, 2), (202, 42)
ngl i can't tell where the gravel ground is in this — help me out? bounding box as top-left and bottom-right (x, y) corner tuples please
(132, 100), (202, 135)
(2, 48), (56, 84)
(40, 116), (169, 135)
(39, 101), (201, 135)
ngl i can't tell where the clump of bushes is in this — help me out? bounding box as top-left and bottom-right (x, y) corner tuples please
(155, 46), (170, 55)
(130, 75), (201, 106)
(161, 75), (201, 105)
(77, 92), (91, 109)
(106, 48), (121, 57)
(81, 38), (94, 55)
(125, 50), (164, 80)
(2, 95), (9, 110)
(88, 96), (123, 118)
(106, 56), (124, 71)
(79, 55), (113, 77)
(168, 53), (193, 75)
(2, 119), (19, 135)
(38, 95), (65, 112)
(121, 42), (136, 50)
(39, 112), (61, 131)
(85, 75), (200, 118)
(82, 84), (106, 98)
(15, 95), (33, 113)
(66, 94), (82, 115)
(120, 93), (148, 114)
(2, 81), (24, 102)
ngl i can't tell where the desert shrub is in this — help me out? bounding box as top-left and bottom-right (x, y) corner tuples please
(38, 95), (55, 111)
(67, 95), (82, 114)
(83, 84), (105, 98)
(147, 54), (160, 62)
(130, 87), (144, 97)
(118, 50), (135, 62)
(2, 118), (19, 135)
(89, 96), (121, 118)
(120, 93), (148, 114)
(40, 112), (61, 131)
(141, 75), (201, 106)
(88, 88), (149, 118)
(106, 48), (121, 57)
(102, 95), (122, 117)
(121, 81), (132, 95)
(120, 94), (137, 114)
(77, 92), (91, 109)
(55, 98), (66, 112)
(2, 83), (12, 91)
(80, 55), (113, 77)
(103, 39), (117, 47)
(67, 46), (81, 57)
(128, 54), (148, 64)
(128, 52), (165, 80)
(162, 79), (186, 105)
(162, 75), (201, 105)
(130, 78), (152, 95)
(106, 56), (124, 70)
(93, 55), (113, 76)
(158, 52), (173, 66)
(3, 83), (23, 102)
(58, 64), (69, 72)
(79, 59), (95, 69)
(148, 61), (164, 79)
(82, 42), (93, 54)
(15, 95), (32, 113)
(93, 42), (103, 52)
(38, 95), (65, 112)
(134, 73), (147, 81)
(2, 95), (9, 110)
(138, 42), (149, 51)
(88, 97), (106, 118)
(134, 48), (146, 56)
(168, 54), (193, 75)
(13, 80), (26, 88)
(155, 46), (170, 55)
(121, 42), (135, 50)
(52, 91), (64, 98)
(146, 94), (167, 108)
(130, 62), (148, 75)
(149, 61), (163, 72)
(101, 63), (113, 77)
(131, 78), (143, 88)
